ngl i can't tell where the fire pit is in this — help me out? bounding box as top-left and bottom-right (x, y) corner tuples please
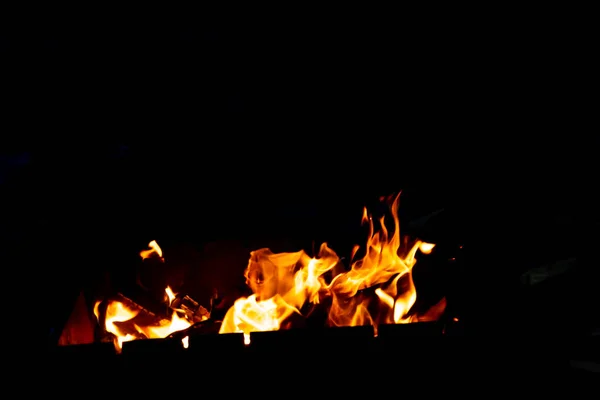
(52, 192), (458, 358)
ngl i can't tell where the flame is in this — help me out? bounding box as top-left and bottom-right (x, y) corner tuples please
(219, 243), (340, 340)
(92, 193), (447, 351)
(95, 285), (191, 352)
(327, 193), (439, 328)
(220, 192), (446, 338)
(93, 299), (140, 353)
(140, 240), (163, 261)
(138, 309), (191, 339)
(165, 286), (176, 305)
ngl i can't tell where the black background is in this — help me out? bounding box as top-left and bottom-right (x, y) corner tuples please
(0, 12), (583, 340)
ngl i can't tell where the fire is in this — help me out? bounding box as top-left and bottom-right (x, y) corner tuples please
(219, 192), (446, 340)
(219, 242), (340, 339)
(140, 240), (163, 260)
(327, 194), (444, 330)
(93, 299), (140, 351)
(165, 286), (176, 305)
(94, 240), (192, 352)
(90, 192), (447, 351)
(137, 307), (192, 339)
(94, 286), (192, 352)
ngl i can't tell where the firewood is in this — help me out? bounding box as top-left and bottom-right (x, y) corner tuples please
(171, 294), (210, 323)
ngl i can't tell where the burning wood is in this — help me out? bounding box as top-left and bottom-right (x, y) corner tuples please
(219, 192), (447, 342)
(77, 192), (450, 353)
(171, 294), (210, 323)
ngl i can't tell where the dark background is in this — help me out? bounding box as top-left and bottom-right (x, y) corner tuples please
(0, 15), (583, 341)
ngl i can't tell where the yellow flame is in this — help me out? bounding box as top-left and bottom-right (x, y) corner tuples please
(219, 193), (446, 336)
(100, 300), (140, 353)
(94, 285), (192, 353)
(165, 286), (176, 306)
(219, 243), (339, 337)
(138, 310), (191, 339)
(419, 242), (435, 254)
(140, 240), (163, 260)
(94, 194), (447, 350)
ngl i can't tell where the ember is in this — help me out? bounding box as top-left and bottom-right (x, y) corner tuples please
(76, 192), (448, 352)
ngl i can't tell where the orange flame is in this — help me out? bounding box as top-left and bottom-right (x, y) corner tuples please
(94, 285), (191, 352)
(327, 194), (440, 329)
(93, 299), (139, 352)
(219, 193), (446, 340)
(219, 243), (340, 341)
(93, 193), (447, 351)
(140, 240), (164, 261)
(165, 286), (176, 305)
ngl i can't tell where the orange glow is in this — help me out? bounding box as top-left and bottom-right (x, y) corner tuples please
(94, 286), (191, 352)
(219, 193), (446, 339)
(140, 240), (163, 261)
(93, 192), (447, 350)
(219, 242), (340, 341)
(165, 286), (176, 305)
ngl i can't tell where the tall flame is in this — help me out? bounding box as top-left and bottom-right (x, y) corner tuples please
(95, 240), (193, 352)
(219, 193), (446, 340)
(94, 285), (191, 352)
(92, 193), (447, 351)
(327, 194), (436, 329)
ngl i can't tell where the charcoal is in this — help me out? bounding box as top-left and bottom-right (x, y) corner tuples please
(103, 293), (169, 332)
(171, 294), (210, 323)
(114, 288), (170, 321)
(182, 319), (222, 336)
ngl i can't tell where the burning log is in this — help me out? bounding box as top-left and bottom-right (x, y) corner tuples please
(114, 291), (169, 321)
(377, 320), (444, 337)
(94, 290), (194, 351)
(57, 192), (454, 355)
(92, 240), (213, 351)
(171, 293), (210, 323)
